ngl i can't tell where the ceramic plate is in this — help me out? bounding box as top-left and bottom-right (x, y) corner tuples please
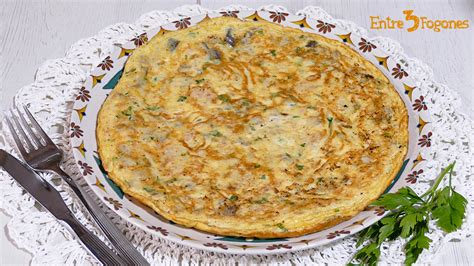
(70, 9), (431, 254)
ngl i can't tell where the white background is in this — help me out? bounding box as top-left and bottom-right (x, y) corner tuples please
(1, 0), (473, 265)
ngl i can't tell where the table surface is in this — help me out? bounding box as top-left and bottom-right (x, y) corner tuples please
(0, 0), (473, 265)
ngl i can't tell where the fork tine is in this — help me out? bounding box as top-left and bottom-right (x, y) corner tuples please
(10, 109), (36, 151)
(4, 112), (30, 157)
(21, 104), (55, 146)
(15, 106), (43, 148)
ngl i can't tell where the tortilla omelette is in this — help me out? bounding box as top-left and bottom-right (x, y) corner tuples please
(97, 16), (408, 238)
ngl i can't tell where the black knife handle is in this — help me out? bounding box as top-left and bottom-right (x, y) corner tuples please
(62, 215), (126, 266)
(0, 150), (125, 265)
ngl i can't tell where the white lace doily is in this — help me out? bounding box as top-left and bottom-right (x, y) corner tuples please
(1, 5), (473, 265)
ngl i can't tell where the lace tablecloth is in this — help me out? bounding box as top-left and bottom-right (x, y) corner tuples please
(0, 4), (472, 265)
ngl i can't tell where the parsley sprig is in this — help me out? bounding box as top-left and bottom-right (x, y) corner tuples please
(349, 162), (467, 266)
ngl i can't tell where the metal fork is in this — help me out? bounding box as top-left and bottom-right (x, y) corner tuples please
(5, 105), (149, 266)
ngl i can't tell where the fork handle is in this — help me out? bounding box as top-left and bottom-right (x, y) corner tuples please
(62, 215), (127, 265)
(51, 165), (149, 266)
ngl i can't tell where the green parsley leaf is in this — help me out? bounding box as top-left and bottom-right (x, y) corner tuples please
(296, 164), (304, 170)
(328, 117), (334, 134)
(349, 162), (466, 266)
(353, 242), (380, 266)
(255, 197), (268, 204)
(229, 195), (238, 201)
(400, 212), (424, 238)
(209, 130), (222, 137)
(270, 92), (279, 98)
(356, 224), (380, 247)
(177, 96), (187, 102)
(241, 98), (250, 106)
(218, 94), (230, 103)
(145, 105), (160, 111)
(276, 223), (288, 232)
(121, 106), (133, 120)
(195, 78), (205, 84)
(377, 216), (396, 244)
(270, 50), (277, 56)
(371, 193), (414, 210)
(143, 187), (157, 194)
(397, 187), (424, 203)
(404, 222), (431, 266)
(431, 187), (467, 232)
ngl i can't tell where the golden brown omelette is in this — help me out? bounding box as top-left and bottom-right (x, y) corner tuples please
(97, 16), (408, 238)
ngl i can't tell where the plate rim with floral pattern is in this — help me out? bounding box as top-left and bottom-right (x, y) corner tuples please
(69, 8), (432, 255)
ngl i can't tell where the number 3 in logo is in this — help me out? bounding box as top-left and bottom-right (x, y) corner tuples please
(403, 10), (419, 32)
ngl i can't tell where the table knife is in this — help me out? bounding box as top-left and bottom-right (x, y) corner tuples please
(0, 149), (126, 265)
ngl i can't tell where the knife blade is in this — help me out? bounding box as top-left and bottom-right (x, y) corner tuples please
(0, 149), (126, 265)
